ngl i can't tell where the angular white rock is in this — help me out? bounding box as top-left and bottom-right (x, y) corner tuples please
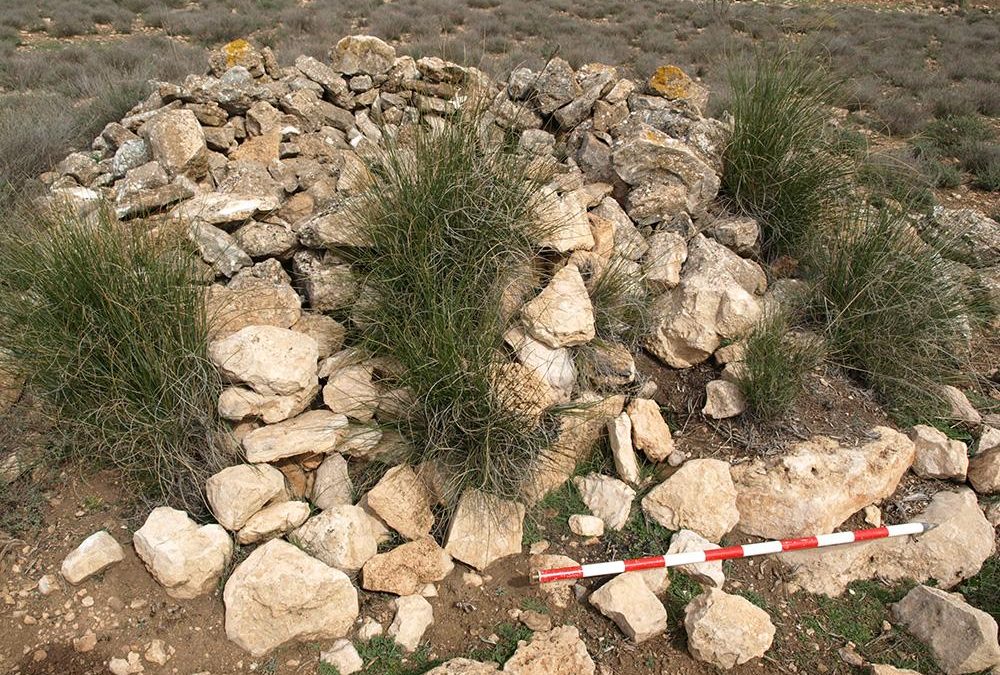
(133, 507), (232, 599)
(608, 412), (640, 485)
(209, 325), (318, 397)
(684, 588), (775, 669)
(242, 409), (348, 462)
(389, 595), (434, 653)
(642, 459), (739, 542)
(445, 490), (524, 571)
(589, 572), (667, 643)
(908, 424), (969, 480)
(206, 463), (287, 531)
(626, 398), (674, 462)
(521, 264), (596, 349)
(289, 504), (378, 573)
(568, 514), (605, 537)
(60, 531), (125, 585)
(311, 453), (353, 510)
(236, 500), (311, 545)
(667, 529), (725, 587)
(572, 473), (635, 531)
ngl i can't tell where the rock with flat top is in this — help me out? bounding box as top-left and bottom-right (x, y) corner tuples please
(626, 398), (674, 462)
(134, 507), (232, 599)
(573, 473), (635, 531)
(237, 500), (310, 545)
(362, 537), (454, 596)
(224, 539), (358, 657)
(206, 463), (287, 531)
(366, 465), (435, 540)
(642, 459), (738, 542)
(389, 595), (434, 653)
(209, 325), (318, 397)
(782, 488), (995, 596)
(445, 490), (524, 571)
(733, 427), (915, 538)
(589, 573), (667, 643)
(242, 409), (348, 462)
(521, 264), (595, 349)
(908, 424), (968, 480)
(60, 531), (125, 585)
(892, 584), (1000, 674)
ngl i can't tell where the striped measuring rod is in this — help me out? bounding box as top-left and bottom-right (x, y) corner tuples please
(531, 522), (935, 584)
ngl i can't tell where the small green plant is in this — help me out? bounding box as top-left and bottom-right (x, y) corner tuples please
(349, 109), (561, 505)
(469, 622), (533, 665)
(520, 596), (549, 614)
(0, 206), (227, 514)
(586, 254), (652, 351)
(721, 48), (853, 258)
(736, 310), (825, 421)
(603, 511), (673, 561)
(806, 204), (973, 420)
(354, 636), (439, 675)
(921, 115), (994, 156)
(317, 663), (341, 675)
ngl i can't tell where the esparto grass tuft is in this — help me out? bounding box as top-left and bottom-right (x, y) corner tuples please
(0, 205), (228, 515)
(348, 109), (563, 505)
(721, 48), (854, 259)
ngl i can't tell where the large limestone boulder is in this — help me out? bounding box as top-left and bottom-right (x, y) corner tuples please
(892, 585), (1000, 674)
(642, 459), (739, 542)
(684, 588), (775, 669)
(133, 507), (233, 599)
(205, 463), (287, 531)
(733, 427), (915, 538)
(612, 123), (720, 222)
(236, 500), (310, 545)
(502, 626), (595, 675)
(521, 264), (595, 349)
(626, 398), (674, 462)
(224, 539), (358, 657)
(289, 504), (378, 573)
(209, 325), (318, 396)
(908, 425), (968, 480)
(646, 234), (766, 368)
(572, 473), (635, 531)
(588, 573), (667, 643)
(242, 409), (348, 462)
(331, 35), (396, 76)
(366, 465), (435, 540)
(362, 537), (455, 596)
(445, 490), (524, 571)
(60, 531), (125, 585)
(141, 108), (207, 177)
(388, 594), (434, 653)
(205, 263), (302, 339)
(782, 489), (995, 596)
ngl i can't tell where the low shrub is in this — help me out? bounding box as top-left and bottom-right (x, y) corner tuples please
(0, 207), (227, 513)
(921, 114), (994, 156)
(736, 310), (825, 421)
(806, 204), (973, 420)
(721, 49), (853, 259)
(349, 110), (560, 504)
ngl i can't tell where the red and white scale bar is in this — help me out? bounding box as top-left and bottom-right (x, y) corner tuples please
(532, 522), (933, 584)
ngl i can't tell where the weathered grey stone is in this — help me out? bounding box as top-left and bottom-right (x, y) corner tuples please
(141, 109), (207, 177)
(892, 584), (1000, 674)
(311, 453), (352, 510)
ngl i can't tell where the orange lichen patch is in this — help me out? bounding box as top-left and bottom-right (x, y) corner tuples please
(648, 65), (695, 100)
(224, 39), (252, 68)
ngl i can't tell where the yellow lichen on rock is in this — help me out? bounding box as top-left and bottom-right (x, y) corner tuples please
(224, 39), (252, 68)
(648, 65), (709, 110)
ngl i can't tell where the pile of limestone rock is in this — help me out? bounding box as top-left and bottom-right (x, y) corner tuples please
(40, 35), (1000, 674)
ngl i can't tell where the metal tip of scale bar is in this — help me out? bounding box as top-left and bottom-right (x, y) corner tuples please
(528, 570), (542, 585)
(920, 522), (938, 532)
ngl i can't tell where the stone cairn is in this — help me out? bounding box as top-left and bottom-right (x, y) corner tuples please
(43, 36), (1000, 672)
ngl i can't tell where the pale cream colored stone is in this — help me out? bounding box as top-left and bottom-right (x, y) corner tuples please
(366, 465), (435, 541)
(626, 398), (674, 462)
(60, 531), (124, 585)
(521, 264), (595, 349)
(573, 473), (635, 531)
(642, 459), (738, 542)
(445, 490), (524, 571)
(206, 463), (287, 531)
(134, 507), (232, 599)
(290, 505), (377, 573)
(242, 409), (348, 462)
(684, 588), (775, 669)
(589, 572), (667, 643)
(237, 500), (310, 545)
